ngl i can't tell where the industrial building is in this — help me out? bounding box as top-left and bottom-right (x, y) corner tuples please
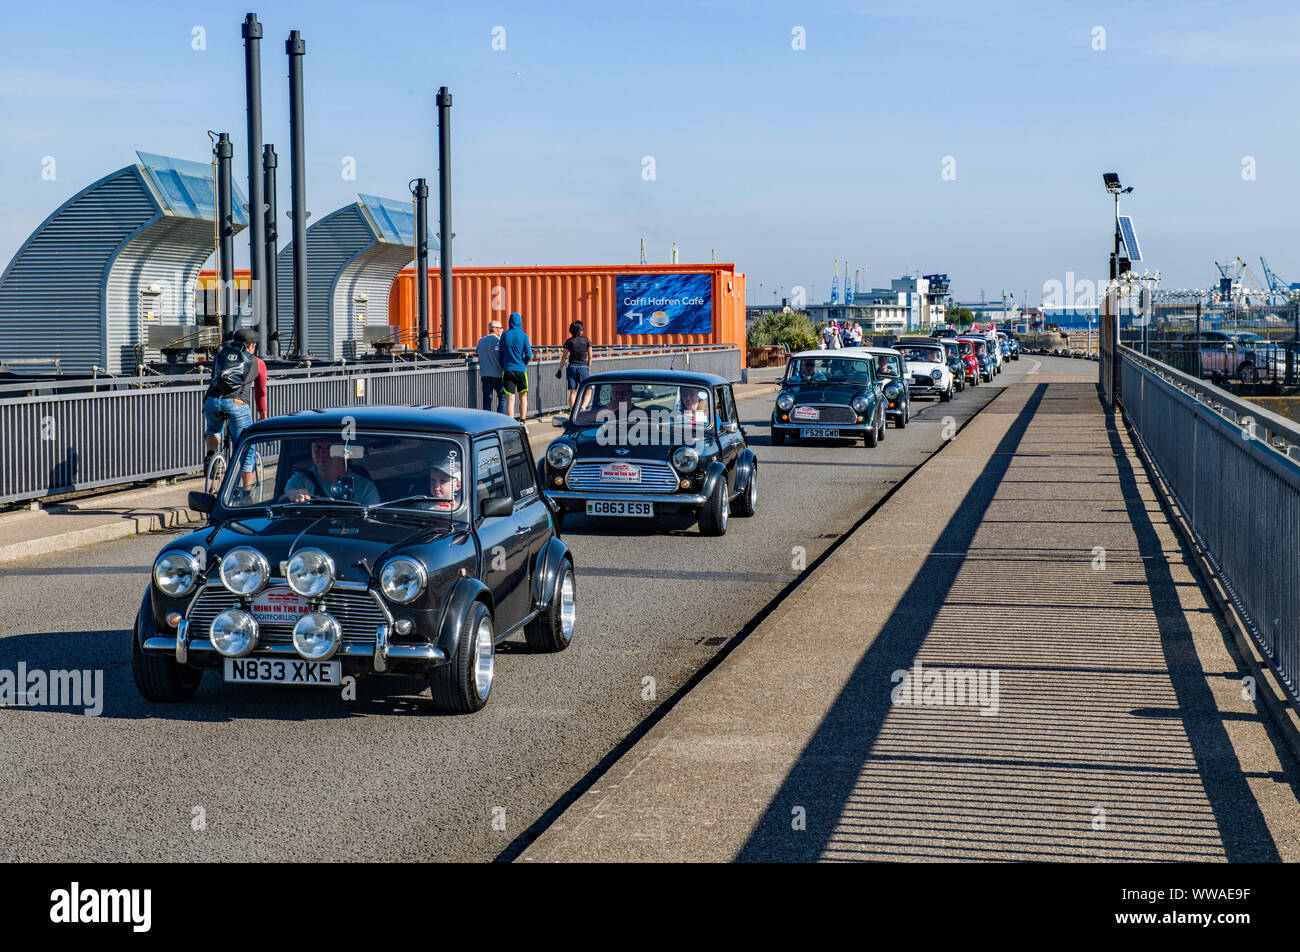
(272, 193), (433, 360)
(0, 152), (248, 375)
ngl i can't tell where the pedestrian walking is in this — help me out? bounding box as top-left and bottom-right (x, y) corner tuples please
(556, 320), (592, 411)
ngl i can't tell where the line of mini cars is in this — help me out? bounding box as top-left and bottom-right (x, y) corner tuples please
(136, 371), (759, 713)
(134, 333), (1019, 713)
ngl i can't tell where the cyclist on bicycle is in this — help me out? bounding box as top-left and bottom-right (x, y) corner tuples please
(203, 327), (267, 497)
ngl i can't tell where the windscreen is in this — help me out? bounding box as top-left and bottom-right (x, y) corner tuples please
(221, 433), (465, 513)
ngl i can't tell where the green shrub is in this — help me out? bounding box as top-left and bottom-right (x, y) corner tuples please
(747, 310), (818, 354)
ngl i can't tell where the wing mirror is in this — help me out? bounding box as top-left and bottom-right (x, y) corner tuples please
(552, 415), (568, 428)
(188, 491), (215, 514)
(723, 422), (740, 434)
(481, 495), (513, 517)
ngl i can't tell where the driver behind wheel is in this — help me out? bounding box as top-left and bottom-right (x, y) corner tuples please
(282, 438), (381, 505)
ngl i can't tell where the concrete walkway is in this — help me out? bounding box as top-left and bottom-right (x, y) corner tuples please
(521, 366), (1300, 862)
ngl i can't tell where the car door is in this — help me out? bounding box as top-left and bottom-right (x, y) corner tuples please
(501, 425), (550, 602)
(714, 385), (743, 494)
(474, 434), (530, 632)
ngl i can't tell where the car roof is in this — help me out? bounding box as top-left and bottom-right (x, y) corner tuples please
(583, 368), (731, 386)
(846, 346), (902, 356)
(248, 404), (519, 437)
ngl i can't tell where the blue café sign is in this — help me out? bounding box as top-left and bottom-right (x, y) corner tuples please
(615, 273), (713, 335)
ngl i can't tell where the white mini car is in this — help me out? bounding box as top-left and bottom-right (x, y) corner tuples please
(895, 338), (955, 402)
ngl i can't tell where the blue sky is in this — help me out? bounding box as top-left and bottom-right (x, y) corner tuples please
(2, 0), (1298, 304)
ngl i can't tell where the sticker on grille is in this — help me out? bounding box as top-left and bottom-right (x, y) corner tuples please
(796, 405), (857, 424)
(565, 461), (680, 493)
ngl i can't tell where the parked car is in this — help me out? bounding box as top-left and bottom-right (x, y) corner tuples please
(855, 346), (912, 427)
(1177, 331), (1286, 384)
(133, 406), (576, 714)
(544, 370), (757, 536)
(895, 337), (956, 401)
(771, 349), (886, 447)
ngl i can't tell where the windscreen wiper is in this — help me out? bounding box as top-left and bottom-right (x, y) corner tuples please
(369, 495), (456, 512)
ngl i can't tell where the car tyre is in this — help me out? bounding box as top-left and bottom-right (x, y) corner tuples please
(131, 617), (202, 702)
(429, 600), (494, 713)
(896, 404), (908, 429)
(940, 383), (953, 402)
(771, 427), (785, 446)
(525, 562), (576, 652)
(731, 468), (757, 517)
(1240, 363), (1258, 385)
(698, 477), (729, 536)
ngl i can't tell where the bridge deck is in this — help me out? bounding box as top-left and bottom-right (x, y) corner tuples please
(522, 365), (1300, 862)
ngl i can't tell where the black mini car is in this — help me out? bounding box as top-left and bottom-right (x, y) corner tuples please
(133, 406), (575, 713)
(541, 370), (757, 536)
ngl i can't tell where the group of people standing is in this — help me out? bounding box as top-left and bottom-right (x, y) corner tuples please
(475, 312), (593, 420)
(819, 320), (864, 349)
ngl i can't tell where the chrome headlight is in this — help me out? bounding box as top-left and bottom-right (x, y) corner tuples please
(931, 369), (943, 381)
(292, 612), (341, 661)
(775, 392), (794, 411)
(380, 557), (427, 605)
(219, 547), (269, 597)
(286, 548), (334, 599)
(210, 608), (258, 658)
(672, 446), (700, 473)
(884, 383), (901, 400)
(546, 442), (575, 469)
(153, 551), (200, 597)
(851, 396), (869, 413)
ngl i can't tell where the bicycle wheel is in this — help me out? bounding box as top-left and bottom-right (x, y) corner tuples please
(205, 452), (227, 496)
(253, 451), (265, 499)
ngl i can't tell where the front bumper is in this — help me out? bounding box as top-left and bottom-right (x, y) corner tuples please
(547, 489), (707, 507)
(772, 419), (873, 436)
(910, 382), (945, 396)
(143, 619), (447, 674)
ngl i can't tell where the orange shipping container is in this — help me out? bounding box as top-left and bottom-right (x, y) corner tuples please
(388, 264), (747, 365)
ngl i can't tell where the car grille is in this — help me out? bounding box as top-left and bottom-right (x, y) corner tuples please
(566, 461), (680, 493)
(792, 404), (857, 424)
(186, 584), (389, 648)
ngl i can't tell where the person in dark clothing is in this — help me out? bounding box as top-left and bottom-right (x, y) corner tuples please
(497, 312), (533, 421)
(203, 327), (267, 494)
(475, 319), (506, 413)
(556, 320), (592, 410)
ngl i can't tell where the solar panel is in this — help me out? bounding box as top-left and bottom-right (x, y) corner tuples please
(1118, 215), (1141, 263)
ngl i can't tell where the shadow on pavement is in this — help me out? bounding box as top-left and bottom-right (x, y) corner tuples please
(735, 382), (1281, 862)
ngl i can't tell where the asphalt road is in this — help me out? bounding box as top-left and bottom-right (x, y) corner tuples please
(0, 355), (1052, 861)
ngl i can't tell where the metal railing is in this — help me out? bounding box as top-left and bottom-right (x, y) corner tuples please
(1120, 346), (1300, 700)
(0, 345), (740, 505)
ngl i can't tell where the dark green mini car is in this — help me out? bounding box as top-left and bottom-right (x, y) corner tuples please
(771, 349), (887, 446)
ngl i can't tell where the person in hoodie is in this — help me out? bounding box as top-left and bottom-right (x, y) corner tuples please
(497, 311), (533, 421)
